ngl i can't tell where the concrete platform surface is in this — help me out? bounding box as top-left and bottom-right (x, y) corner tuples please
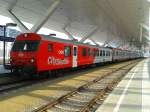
(96, 58), (150, 112)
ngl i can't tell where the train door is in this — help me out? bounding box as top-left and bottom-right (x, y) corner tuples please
(72, 46), (78, 67)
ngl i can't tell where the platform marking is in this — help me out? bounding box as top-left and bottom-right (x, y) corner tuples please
(142, 61), (150, 112)
(113, 67), (137, 112)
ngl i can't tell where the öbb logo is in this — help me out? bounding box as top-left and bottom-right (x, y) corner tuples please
(48, 56), (69, 65)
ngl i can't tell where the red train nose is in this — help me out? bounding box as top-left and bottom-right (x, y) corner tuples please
(10, 52), (37, 66)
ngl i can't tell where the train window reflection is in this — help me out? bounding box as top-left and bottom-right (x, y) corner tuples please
(12, 40), (40, 52)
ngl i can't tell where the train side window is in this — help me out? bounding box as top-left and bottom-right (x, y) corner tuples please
(103, 50), (105, 56)
(116, 51), (118, 56)
(64, 46), (71, 57)
(107, 51), (109, 56)
(102, 50), (103, 56)
(96, 50), (98, 56)
(97, 50), (99, 56)
(94, 50), (97, 56)
(74, 47), (77, 56)
(90, 49), (93, 56)
(93, 50), (95, 56)
(109, 51), (111, 56)
(88, 48), (91, 56)
(100, 50), (103, 56)
(106, 51), (108, 56)
(48, 44), (53, 52)
(82, 48), (87, 56)
(108, 51), (110, 56)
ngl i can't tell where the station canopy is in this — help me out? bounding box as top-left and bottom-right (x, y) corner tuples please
(0, 0), (149, 49)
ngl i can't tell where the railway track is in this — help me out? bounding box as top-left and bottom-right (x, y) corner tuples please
(0, 80), (34, 93)
(0, 61), (127, 94)
(33, 60), (139, 112)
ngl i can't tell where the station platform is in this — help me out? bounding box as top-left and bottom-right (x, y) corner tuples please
(96, 58), (150, 112)
(0, 65), (10, 74)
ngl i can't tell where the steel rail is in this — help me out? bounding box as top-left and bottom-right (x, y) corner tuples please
(33, 60), (140, 112)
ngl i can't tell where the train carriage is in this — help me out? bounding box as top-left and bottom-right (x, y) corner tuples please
(10, 33), (108, 74)
(9, 33), (143, 76)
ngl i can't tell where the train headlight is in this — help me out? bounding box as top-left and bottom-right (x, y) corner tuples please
(30, 58), (35, 63)
(24, 33), (28, 37)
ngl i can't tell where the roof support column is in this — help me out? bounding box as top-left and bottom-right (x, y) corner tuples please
(140, 25), (143, 42)
(102, 40), (112, 47)
(63, 21), (75, 40)
(7, 10), (29, 32)
(31, 0), (60, 33)
(102, 23), (113, 47)
(144, 35), (150, 40)
(79, 26), (99, 43)
(90, 38), (100, 46)
(116, 40), (123, 48)
(64, 30), (74, 40)
(139, 23), (149, 42)
(7, 0), (29, 32)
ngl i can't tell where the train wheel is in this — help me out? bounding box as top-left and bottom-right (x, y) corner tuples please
(38, 71), (49, 79)
(51, 70), (58, 78)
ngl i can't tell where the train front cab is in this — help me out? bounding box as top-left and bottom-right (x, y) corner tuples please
(10, 33), (42, 74)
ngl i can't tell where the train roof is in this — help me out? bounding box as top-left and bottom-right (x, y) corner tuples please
(16, 33), (142, 53)
(41, 34), (112, 50)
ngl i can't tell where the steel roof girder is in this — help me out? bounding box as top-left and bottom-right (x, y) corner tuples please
(7, 10), (29, 32)
(140, 23), (149, 31)
(6, 0), (29, 32)
(89, 38), (100, 46)
(63, 21), (75, 40)
(139, 23), (149, 42)
(144, 35), (150, 42)
(79, 26), (100, 43)
(31, 0), (60, 33)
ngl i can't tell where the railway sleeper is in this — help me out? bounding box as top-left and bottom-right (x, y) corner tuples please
(55, 103), (81, 112)
(67, 97), (90, 103)
(47, 107), (75, 112)
(72, 94), (94, 100)
(62, 100), (85, 107)
(97, 79), (113, 83)
(89, 84), (107, 88)
(67, 98), (88, 105)
(85, 87), (105, 92)
(77, 91), (95, 97)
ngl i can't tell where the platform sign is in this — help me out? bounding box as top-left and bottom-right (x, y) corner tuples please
(0, 27), (4, 37)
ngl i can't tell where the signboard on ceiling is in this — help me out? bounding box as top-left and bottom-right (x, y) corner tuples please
(0, 36), (15, 42)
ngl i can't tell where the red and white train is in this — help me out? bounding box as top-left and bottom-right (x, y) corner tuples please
(10, 33), (143, 75)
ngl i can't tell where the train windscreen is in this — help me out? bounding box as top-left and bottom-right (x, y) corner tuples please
(11, 40), (40, 52)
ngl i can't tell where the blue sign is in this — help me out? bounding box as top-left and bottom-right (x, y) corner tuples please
(0, 36), (15, 42)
